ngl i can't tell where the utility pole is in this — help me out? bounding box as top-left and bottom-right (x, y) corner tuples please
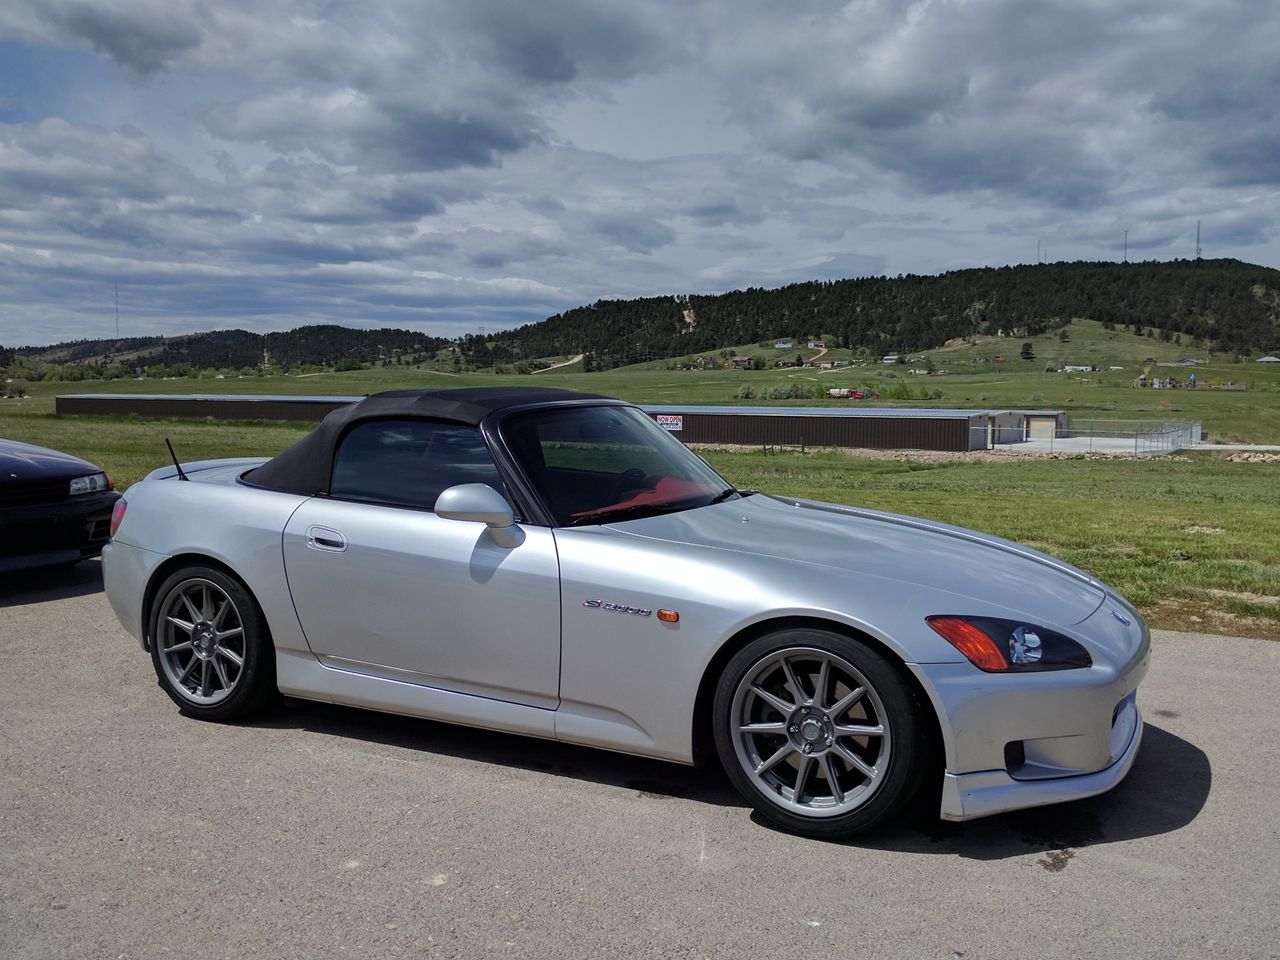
(1036, 239), (1041, 264)
(1123, 230), (1128, 263)
(115, 283), (119, 338)
(1196, 220), (1202, 259)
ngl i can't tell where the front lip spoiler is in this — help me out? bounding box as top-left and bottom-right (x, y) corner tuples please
(938, 706), (1145, 821)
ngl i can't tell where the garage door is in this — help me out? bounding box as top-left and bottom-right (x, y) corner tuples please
(1026, 416), (1057, 440)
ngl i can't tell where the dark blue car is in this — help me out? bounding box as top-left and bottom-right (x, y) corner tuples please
(1, 438), (120, 573)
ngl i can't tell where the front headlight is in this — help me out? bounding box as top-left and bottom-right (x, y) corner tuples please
(926, 615), (1092, 672)
(69, 472), (112, 496)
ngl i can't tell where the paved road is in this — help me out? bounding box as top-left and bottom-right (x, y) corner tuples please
(2, 563), (1277, 959)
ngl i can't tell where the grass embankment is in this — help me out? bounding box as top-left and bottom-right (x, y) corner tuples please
(2, 396), (1276, 637)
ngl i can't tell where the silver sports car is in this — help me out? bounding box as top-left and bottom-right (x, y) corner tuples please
(103, 387), (1148, 837)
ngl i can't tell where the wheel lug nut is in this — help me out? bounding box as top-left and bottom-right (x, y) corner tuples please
(789, 725), (799, 733)
(802, 744), (812, 754)
(822, 715), (829, 722)
(825, 736), (834, 746)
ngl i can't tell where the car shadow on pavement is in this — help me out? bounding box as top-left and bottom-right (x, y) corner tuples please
(826, 723), (1211, 861)
(0, 559), (105, 608)
(252, 699), (1210, 858)
(254, 698), (746, 808)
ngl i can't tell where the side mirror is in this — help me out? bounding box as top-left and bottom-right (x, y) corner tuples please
(435, 483), (522, 547)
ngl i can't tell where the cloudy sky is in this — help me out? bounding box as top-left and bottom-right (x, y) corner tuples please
(1, 0), (1277, 346)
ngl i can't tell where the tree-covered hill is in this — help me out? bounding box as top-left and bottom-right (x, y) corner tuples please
(460, 259), (1280, 368)
(11, 325), (448, 372)
(7, 259), (1278, 378)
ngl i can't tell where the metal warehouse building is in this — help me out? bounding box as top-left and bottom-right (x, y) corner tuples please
(55, 394), (1066, 452)
(643, 406), (1067, 451)
(54, 393), (354, 422)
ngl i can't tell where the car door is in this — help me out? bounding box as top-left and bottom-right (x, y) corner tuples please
(282, 418), (561, 709)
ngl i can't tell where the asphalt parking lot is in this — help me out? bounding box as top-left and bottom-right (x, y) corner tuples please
(2, 563), (1278, 960)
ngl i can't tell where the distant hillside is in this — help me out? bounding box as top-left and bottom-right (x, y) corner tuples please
(7, 259), (1278, 377)
(459, 259), (1280, 368)
(11, 325), (449, 371)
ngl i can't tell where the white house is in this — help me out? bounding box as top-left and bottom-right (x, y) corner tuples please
(1257, 355), (1280, 363)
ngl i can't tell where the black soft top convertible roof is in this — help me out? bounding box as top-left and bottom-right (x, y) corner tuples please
(246, 386), (617, 495)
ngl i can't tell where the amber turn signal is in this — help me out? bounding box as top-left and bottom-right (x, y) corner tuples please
(656, 609), (679, 623)
(926, 615), (1007, 671)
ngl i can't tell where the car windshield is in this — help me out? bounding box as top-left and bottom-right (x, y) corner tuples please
(501, 405), (736, 526)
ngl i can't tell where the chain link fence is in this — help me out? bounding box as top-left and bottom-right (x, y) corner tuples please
(992, 419), (1202, 456)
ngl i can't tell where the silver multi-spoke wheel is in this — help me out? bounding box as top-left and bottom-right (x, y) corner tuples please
(156, 577), (247, 707)
(729, 646), (893, 819)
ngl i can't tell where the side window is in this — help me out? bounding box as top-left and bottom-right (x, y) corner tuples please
(330, 419), (506, 511)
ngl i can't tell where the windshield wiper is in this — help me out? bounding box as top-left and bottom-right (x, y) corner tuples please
(567, 502), (692, 527)
(707, 487), (739, 505)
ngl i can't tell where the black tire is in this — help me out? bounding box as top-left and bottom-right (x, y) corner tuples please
(148, 565), (276, 721)
(712, 627), (928, 839)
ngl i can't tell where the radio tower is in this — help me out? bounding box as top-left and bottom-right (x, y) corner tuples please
(1195, 220), (1202, 260)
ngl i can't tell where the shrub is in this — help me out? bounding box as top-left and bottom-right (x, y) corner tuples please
(735, 384), (756, 399)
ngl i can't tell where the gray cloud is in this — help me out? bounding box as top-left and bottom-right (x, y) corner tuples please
(204, 92), (542, 173)
(589, 212), (677, 254)
(0, 0), (204, 73)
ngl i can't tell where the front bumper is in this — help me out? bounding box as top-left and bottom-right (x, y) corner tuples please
(913, 599), (1150, 821)
(0, 491), (120, 573)
(939, 699), (1143, 820)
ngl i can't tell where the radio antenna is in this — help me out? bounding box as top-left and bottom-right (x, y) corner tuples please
(164, 438), (190, 481)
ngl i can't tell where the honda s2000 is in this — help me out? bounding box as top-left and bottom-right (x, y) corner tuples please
(104, 388), (1147, 837)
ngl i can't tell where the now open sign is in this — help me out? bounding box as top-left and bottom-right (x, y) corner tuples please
(655, 414), (684, 432)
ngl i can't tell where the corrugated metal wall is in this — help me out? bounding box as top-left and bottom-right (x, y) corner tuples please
(55, 395), (348, 422)
(648, 411), (980, 451)
(55, 394), (989, 451)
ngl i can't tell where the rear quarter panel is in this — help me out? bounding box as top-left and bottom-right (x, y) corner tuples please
(109, 473), (310, 659)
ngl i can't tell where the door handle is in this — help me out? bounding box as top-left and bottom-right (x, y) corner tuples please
(306, 525), (347, 552)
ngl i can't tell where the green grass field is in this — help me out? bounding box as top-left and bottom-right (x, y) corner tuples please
(3, 317), (1278, 636)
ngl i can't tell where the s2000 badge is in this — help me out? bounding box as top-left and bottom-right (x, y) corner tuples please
(583, 599), (652, 617)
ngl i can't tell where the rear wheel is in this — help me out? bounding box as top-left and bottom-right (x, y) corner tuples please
(713, 628), (927, 838)
(149, 566), (275, 720)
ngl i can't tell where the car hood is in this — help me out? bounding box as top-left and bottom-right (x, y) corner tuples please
(608, 493), (1107, 626)
(0, 438), (100, 484)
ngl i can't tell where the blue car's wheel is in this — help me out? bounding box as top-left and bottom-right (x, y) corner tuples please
(713, 628), (927, 837)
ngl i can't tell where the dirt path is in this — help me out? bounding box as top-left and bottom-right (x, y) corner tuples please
(533, 353), (584, 373)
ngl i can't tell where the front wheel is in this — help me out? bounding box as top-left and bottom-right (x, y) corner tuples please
(149, 566), (276, 720)
(713, 628), (927, 838)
